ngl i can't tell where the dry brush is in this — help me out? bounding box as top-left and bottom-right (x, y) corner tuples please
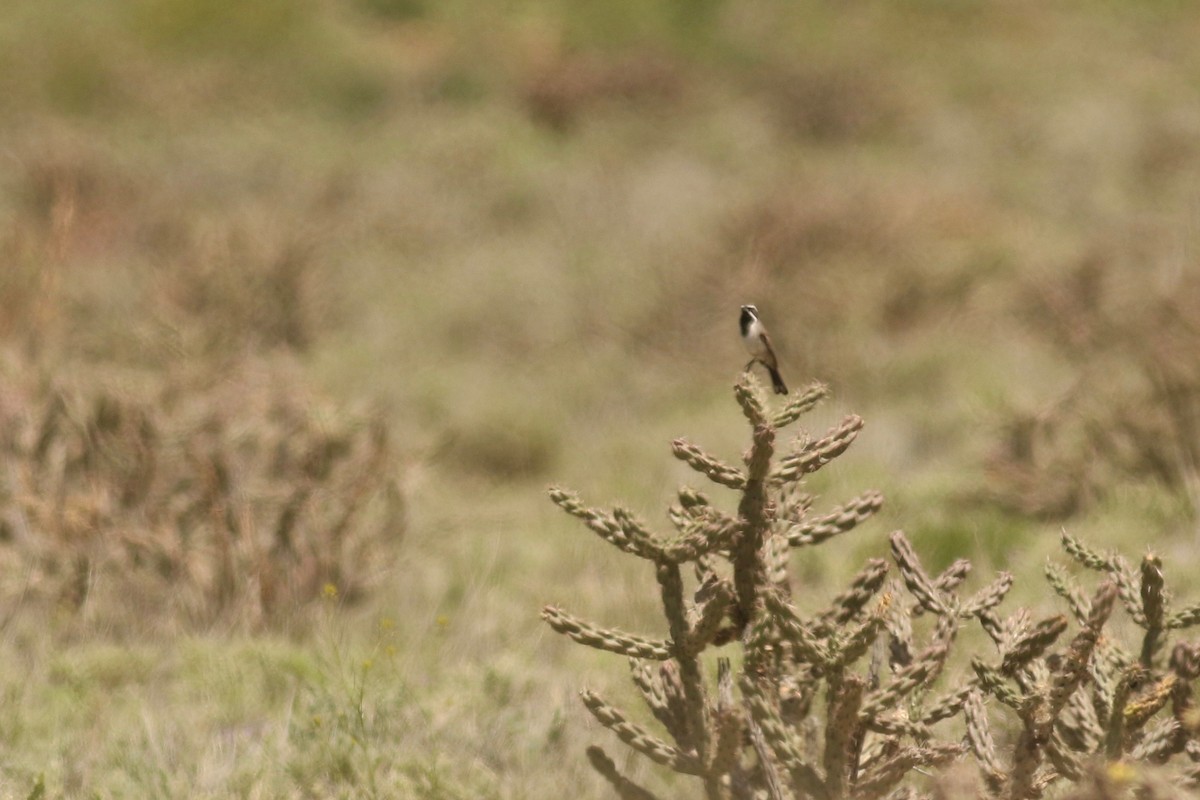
(0, 355), (404, 630)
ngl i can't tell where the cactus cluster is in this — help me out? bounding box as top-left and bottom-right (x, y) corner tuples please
(963, 532), (1200, 798)
(544, 376), (1200, 799)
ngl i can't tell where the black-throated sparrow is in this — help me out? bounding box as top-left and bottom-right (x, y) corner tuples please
(740, 304), (789, 395)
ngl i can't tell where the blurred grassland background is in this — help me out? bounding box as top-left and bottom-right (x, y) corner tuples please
(2, 0), (1200, 796)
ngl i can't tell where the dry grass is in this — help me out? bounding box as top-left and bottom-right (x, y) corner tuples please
(1, 0), (1200, 797)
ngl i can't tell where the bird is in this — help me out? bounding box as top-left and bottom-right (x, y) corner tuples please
(740, 304), (789, 395)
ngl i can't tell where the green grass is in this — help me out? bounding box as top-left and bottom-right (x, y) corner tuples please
(2, 0), (1200, 796)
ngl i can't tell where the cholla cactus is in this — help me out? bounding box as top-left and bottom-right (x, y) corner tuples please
(545, 375), (1200, 799)
(965, 532), (1200, 798)
(543, 376), (1009, 799)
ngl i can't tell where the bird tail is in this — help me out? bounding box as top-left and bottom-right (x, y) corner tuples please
(767, 365), (789, 395)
